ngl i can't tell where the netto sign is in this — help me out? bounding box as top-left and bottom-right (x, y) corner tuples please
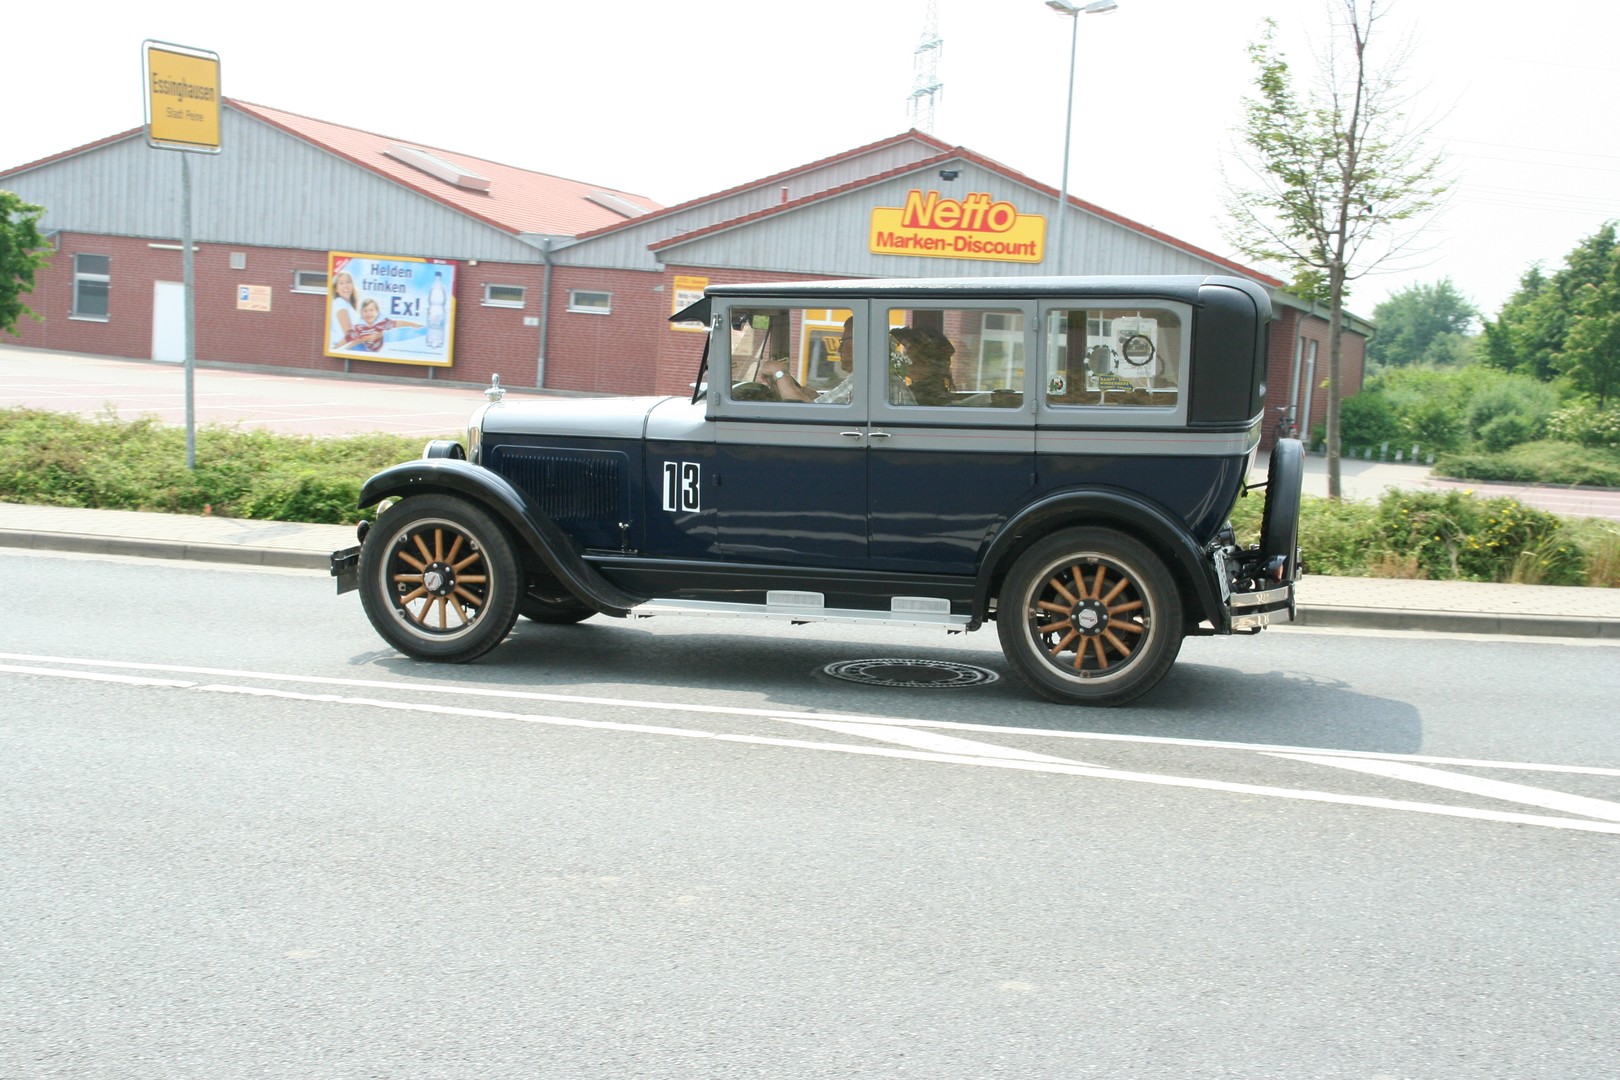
(870, 189), (1046, 263)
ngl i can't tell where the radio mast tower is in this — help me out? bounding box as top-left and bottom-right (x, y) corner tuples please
(908, 0), (943, 133)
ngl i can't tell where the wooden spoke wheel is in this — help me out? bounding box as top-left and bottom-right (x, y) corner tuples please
(358, 495), (521, 662)
(997, 528), (1183, 707)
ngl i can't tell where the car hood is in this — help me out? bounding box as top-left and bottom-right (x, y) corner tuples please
(478, 394), (713, 443)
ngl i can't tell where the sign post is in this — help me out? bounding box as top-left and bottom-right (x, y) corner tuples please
(143, 40), (221, 470)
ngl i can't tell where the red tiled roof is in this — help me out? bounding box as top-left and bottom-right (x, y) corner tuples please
(228, 100), (663, 237)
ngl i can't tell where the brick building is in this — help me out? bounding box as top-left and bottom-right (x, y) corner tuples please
(1, 101), (1364, 447)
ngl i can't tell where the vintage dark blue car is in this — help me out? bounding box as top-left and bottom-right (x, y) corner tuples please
(332, 276), (1303, 706)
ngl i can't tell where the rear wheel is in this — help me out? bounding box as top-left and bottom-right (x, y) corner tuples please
(358, 495), (522, 662)
(997, 528), (1183, 707)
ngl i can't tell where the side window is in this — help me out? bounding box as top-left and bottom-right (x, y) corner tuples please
(724, 306), (855, 406)
(883, 306), (1026, 408)
(73, 254), (111, 320)
(1044, 305), (1184, 409)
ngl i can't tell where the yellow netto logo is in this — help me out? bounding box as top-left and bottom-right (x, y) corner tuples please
(870, 189), (1046, 263)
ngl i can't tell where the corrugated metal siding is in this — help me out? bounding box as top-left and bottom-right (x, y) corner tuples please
(5, 111), (540, 264)
(650, 168), (1240, 280)
(555, 141), (947, 272)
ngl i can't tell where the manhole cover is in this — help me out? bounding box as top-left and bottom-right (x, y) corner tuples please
(822, 658), (999, 689)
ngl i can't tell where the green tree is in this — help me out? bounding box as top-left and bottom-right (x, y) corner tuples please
(1366, 278), (1477, 368)
(1484, 222), (1617, 382)
(1562, 276), (1620, 408)
(0, 190), (49, 336)
(1224, 1), (1447, 499)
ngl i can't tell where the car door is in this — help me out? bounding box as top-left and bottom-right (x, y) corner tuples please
(865, 301), (1037, 574)
(710, 300), (869, 568)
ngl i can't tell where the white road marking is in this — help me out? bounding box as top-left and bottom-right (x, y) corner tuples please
(188, 685), (1620, 836)
(5, 650), (1617, 777)
(1273, 753), (1620, 823)
(5, 652), (1620, 834)
(773, 718), (1099, 765)
(0, 662), (195, 688)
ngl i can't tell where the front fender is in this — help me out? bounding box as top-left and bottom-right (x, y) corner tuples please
(359, 459), (643, 617)
(977, 488), (1225, 630)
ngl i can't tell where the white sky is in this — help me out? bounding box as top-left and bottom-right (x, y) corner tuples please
(6, 0), (1617, 321)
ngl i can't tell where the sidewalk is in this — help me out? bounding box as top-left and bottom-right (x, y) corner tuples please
(3, 502), (1617, 640)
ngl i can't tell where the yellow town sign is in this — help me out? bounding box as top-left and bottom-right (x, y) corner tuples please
(870, 189), (1046, 263)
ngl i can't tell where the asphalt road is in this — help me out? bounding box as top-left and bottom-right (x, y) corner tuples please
(4, 551), (1619, 1079)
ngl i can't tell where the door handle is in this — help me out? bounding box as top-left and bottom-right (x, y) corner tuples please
(840, 430), (864, 439)
(868, 430), (892, 439)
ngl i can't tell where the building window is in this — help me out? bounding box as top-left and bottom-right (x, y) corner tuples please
(483, 284), (526, 308)
(568, 289), (611, 314)
(292, 270), (327, 294)
(72, 254), (110, 320)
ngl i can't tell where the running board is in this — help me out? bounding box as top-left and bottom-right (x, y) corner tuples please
(628, 592), (972, 633)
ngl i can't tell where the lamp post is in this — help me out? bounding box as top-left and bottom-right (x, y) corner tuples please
(1045, 0), (1118, 272)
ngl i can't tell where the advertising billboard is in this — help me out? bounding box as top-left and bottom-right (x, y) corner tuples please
(325, 252), (457, 366)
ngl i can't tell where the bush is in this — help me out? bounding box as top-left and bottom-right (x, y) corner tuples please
(1466, 372), (1558, 448)
(0, 408), (435, 524)
(1338, 389), (1400, 449)
(1230, 483), (1608, 585)
(1372, 489), (1585, 585)
(1546, 401), (1620, 449)
(1437, 441), (1620, 488)
(1477, 412), (1533, 453)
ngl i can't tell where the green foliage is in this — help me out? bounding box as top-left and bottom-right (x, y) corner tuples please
(1337, 389), (1400, 448)
(1546, 401), (1620, 449)
(1486, 221), (1619, 389)
(1436, 441), (1620, 489)
(1372, 489), (1583, 584)
(1366, 279), (1478, 368)
(0, 408), (435, 524)
(1561, 276), (1620, 408)
(0, 190), (50, 335)
(1338, 367), (1560, 456)
(1231, 485), (1606, 585)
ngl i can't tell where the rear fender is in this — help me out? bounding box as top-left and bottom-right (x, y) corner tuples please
(977, 489), (1225, 630)
(359, 459), (643, 616)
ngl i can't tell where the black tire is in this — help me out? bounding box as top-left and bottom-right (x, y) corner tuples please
(358, 494), (522, 662)
(519, 593), (596, 625)
(996, 528), (1184, 707)
(1260, 438), (1305, 583)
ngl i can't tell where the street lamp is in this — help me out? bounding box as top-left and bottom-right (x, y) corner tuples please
(1045, 0), (1118, 272)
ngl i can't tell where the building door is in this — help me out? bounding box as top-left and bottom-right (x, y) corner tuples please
(152, 281), (184, 363)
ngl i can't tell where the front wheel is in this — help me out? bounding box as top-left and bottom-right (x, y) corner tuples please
(996, 528), (1184, 707)
(358, 494), (522, 662)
